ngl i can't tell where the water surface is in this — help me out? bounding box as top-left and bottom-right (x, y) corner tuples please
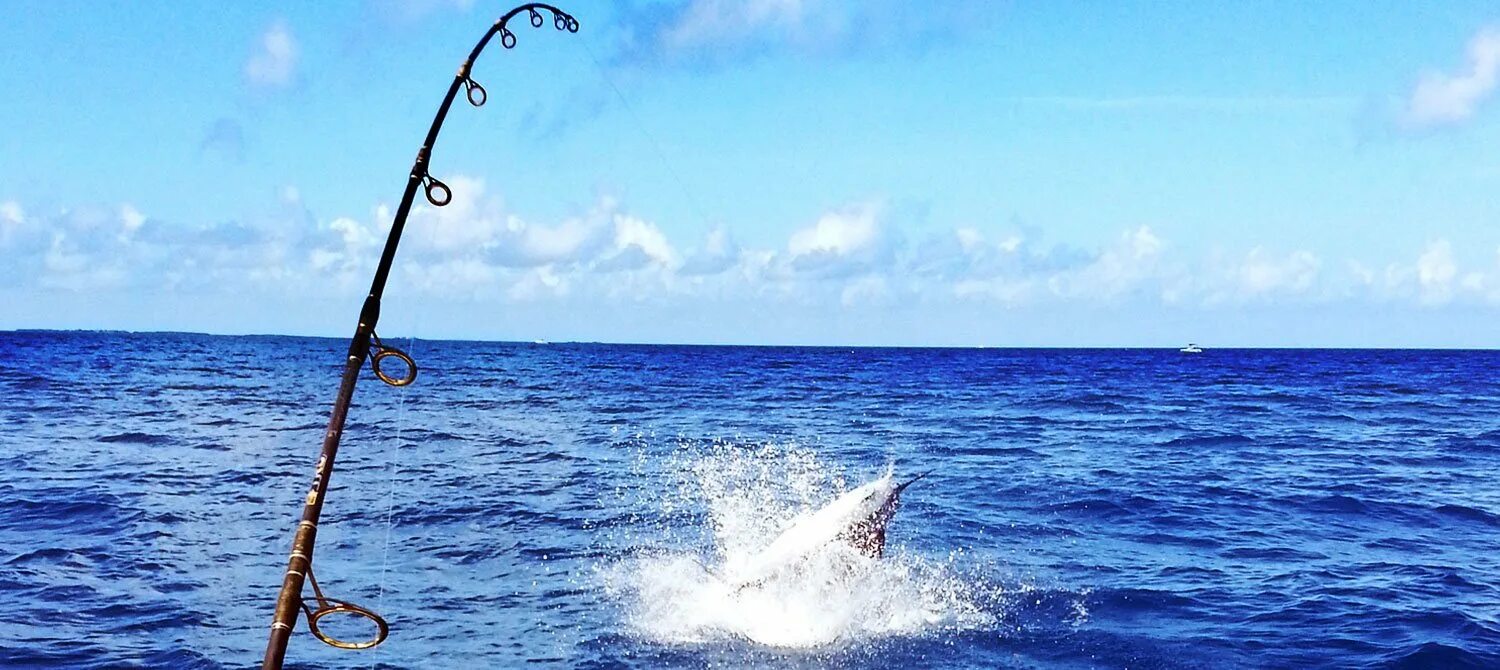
(1, 332), (1497, 668)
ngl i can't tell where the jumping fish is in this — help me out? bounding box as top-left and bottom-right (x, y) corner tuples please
(723, 469), (927, 589)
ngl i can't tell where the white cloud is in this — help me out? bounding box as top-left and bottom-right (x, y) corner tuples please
(1235, 248), (1321, 297)
(659, 0), (809, 53)
(2, 201), (25, 224)
(304, 213), (380, 288)
(1403, 26), (1500, 128)
(3, 191), (1496, 325)
(406, 175), (498, 254)
(501, 216), (608, 267)
(1, 201), (24, 245)
(1127, 226), (1162, 258)
(840, 274), (890, 307)
(507, 265), (568, 301)
(330, 216), (377, 249)
(621, 0), (1003, 67)
(786, 201), (894, 275)
(787, 203), (880, 256)
(954, 227), (984, 253)
(1049, 225), (1164, 300)
(1485, 246), (1500, 304)
(38, 234), (123, 291)
(1350, 238), (1499, 307)
(1346, 259), (1377, 288)
(120, 204), (146, 234)
(1461, 271), (1485, 292)
(952, 276), (1035, 305)
(997, 234), (1024, 254)
(510, 217), (609, 266)
(399, 176), (613, 268)
(245, 21), (299, 89)
(680, 226), (741, 276)
(611, 214), (677, 268)
(1416, 239), (1458, 304)
(404, 257), (500, 298)
(1417, 239), (1457, 286)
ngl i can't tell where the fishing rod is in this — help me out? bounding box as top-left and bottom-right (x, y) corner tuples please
(261, 5), (578, 668)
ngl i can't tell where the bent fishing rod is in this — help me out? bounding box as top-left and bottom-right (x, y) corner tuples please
(261, 5), (578, 668)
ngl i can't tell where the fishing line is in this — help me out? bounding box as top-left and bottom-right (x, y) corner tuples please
(576, 30), (715, 233)
(369, 325), (418, 669)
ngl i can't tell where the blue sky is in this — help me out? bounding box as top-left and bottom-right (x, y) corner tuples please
(2, 1), (1499, 346)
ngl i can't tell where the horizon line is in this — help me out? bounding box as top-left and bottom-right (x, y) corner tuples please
(2, 328), (1496, 352)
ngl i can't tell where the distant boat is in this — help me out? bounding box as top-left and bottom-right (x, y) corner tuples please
(1179, 343), (1204, 353)
(532, 339), (549, 345)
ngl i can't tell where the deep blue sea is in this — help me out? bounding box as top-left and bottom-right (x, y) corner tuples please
(2, 331), (1498, 669)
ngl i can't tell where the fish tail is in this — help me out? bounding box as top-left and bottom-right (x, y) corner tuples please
(896, 470), (932, 493)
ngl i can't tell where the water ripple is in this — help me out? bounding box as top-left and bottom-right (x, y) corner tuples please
(1, 333), (1497, 668)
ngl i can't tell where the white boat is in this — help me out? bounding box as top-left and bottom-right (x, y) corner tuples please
(1179, 343), (1204, 353)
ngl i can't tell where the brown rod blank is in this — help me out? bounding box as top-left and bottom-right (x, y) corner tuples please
(260, 5), (579, 669)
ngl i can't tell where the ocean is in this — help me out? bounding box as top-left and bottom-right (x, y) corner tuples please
(1, 331), (1497, 669)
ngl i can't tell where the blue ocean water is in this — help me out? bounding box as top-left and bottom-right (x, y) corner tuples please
(1, 331), (1498, 669)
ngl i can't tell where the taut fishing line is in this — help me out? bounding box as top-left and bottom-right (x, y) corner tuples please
(576, 31), (716, 233)
(368, 324), (417, 670)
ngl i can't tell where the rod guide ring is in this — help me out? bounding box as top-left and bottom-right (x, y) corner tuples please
(305, 600), (390, 650)
(465, 79), (488, 107)
(371, 347), (417, 387)
(423, 177), (451, 207)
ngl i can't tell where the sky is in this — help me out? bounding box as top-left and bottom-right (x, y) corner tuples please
(2, 0), (1499, 347)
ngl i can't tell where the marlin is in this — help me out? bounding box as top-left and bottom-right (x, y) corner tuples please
(723, 469), (928, 589)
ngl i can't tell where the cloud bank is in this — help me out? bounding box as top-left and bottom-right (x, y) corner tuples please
(4, 185), (1497, 328)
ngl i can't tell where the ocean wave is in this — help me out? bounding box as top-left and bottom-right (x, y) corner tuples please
(1157, 433), (1253, 448)
(97, 431), (172, 445)
(1381, 642), (1496, 670)
(1043, 495), (1157, 518)
(0, 493), (138, 534)
(1430, 503), (1500, 527)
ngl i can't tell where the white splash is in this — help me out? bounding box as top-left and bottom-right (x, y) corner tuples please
(602, 442), (998, 648)
(720, 467), (902, 588)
